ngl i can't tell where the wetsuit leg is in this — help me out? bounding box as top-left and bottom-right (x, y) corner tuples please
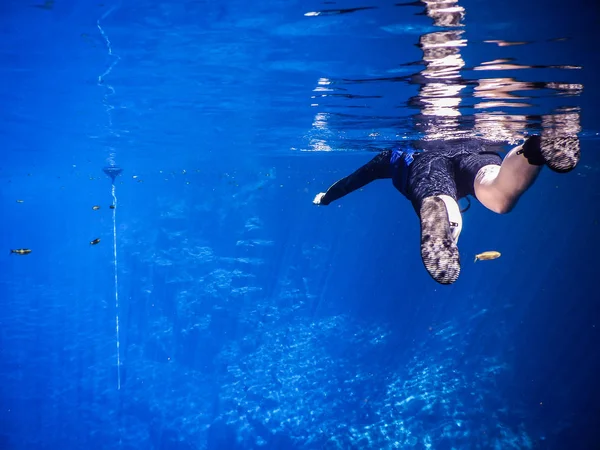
(407, 152), (458, 210)
(407, 152), (462, 242)
(407, 153), (461, 285)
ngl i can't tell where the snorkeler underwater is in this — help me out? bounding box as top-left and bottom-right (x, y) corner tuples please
(313, 135), (579, 284)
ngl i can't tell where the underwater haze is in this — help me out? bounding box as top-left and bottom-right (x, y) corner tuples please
(1, 0), (599, 449)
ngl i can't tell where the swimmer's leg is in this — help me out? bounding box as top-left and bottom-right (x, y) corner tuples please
(473, 134), (579, 214)
(409, 154), (462, 285)
(473, 137), (542, 214)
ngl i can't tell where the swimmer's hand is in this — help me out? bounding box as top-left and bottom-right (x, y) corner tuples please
(313, 192), (326, 205)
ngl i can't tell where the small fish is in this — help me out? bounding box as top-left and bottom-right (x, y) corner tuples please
(10, 249), (32, 255)
(92, 205), (101, 210)
(16, 199), (24, 203)
(109, 205), (115, 209)
(90, 238), (101, 245)
(474, 251), (501, 262)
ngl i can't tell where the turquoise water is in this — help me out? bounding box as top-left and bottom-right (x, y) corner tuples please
(1, 0), (599, 449)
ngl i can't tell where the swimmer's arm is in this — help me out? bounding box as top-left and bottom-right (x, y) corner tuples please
(315, 151), (391, 205)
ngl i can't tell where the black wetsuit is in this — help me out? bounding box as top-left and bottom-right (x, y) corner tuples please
(320, 140), (503, 213)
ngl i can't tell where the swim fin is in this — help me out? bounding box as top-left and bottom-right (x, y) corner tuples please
(419, 196), (461, 285)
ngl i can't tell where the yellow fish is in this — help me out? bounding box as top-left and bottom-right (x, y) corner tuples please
(474, 251), (501, 262)
(11, 249), (32, 255)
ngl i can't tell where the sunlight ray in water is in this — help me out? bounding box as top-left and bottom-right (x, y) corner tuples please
(98, 5), (123, 391)
(111, 183), (121, 390)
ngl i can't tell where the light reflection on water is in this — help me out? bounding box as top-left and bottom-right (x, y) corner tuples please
(304, 0), (583, 152)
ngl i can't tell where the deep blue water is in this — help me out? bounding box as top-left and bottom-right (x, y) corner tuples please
(1, 0), (599, 449)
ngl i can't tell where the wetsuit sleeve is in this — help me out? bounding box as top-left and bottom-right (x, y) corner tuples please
(320, 150), (392, 205)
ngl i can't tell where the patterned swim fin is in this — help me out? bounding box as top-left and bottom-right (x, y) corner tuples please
(419, 196), (461, 285)
(540, 135), (580, 173)
(522, 134), (580, 173)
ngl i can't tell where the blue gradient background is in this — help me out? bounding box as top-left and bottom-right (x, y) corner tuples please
(1, 0), (599, 449)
